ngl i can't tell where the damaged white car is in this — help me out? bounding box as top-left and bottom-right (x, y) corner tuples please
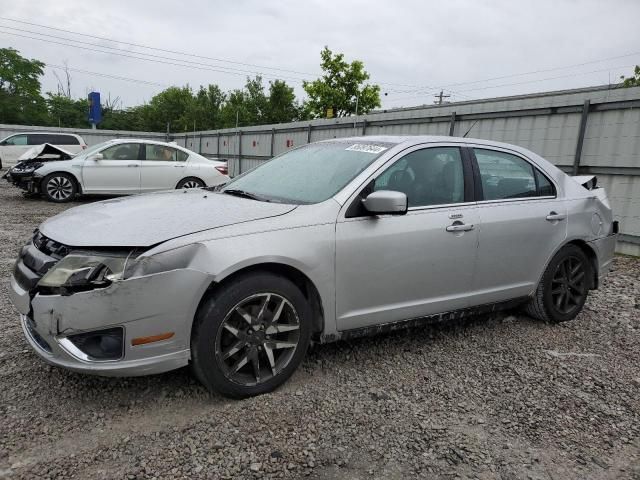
(9, 136), (618, 398)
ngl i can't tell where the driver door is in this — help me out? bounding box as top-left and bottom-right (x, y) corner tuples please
(335, 145), (479, 331)
(81, 143), (142, 194)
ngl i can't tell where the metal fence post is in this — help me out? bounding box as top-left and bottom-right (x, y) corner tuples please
(198, 133), (202, 154)
(572, 100), (590, 175)
(216, 133), (220, 157)
(238, 130), (242, 173)
(449, 111), (456, 136)
(307, 124), (312, 144)
(362, 118), (367, 136)
(270, 128), (275, 157)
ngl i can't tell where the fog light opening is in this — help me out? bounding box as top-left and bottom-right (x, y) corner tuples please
(64, 327), (124, 361)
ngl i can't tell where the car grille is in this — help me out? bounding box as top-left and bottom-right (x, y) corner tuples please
(14, 231), (67, 293)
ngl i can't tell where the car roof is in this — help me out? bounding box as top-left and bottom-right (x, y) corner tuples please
(6, 131), (84, 138)
(99, 138), (194, 152)
(323, 135), (540, 157)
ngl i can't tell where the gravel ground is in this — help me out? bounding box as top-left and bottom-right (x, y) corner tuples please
(0, 180), (639, 480)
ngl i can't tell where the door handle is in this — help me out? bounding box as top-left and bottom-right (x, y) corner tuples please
(446, 223), (474, 232)
(127, 164), (139, 168)
(173, 164), (185, 167)
(546, 212), (566, 221)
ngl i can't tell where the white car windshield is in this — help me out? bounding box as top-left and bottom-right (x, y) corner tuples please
(221, 141), (393, 204)
(81, 141), (116, 157)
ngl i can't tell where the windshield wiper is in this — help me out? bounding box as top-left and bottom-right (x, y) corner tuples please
(222, 189), (270, 202)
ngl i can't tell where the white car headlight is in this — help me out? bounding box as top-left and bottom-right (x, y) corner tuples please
(38, 253), (131, 292)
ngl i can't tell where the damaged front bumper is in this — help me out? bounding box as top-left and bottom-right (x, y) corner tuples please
(3, 170), (42, 193)
(9, 240), (212, 377)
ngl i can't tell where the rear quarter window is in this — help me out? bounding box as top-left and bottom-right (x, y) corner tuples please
(53, 135), (80, 145)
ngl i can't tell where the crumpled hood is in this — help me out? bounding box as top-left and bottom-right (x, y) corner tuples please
(39, 189), (297, 247)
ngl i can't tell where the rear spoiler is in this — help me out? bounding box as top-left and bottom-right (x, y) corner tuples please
(571, 175), (598, 190)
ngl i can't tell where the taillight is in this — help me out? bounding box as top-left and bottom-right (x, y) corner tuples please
(215, 165), (228, 175)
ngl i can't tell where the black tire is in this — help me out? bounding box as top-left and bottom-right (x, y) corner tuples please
(41, 172), (78, 203)
(176, 177), (205, 189)
(525, 245), (591, 323)
(191, 272), (312, 398)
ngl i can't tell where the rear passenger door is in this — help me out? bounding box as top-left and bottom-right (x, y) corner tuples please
(468, 147), (566, 305)
(139, 144), (188, 191)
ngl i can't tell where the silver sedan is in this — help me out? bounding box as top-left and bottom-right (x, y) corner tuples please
(9, 136), (617, 398)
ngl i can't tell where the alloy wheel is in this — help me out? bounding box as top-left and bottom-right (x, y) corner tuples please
(46, 176), (73, 201)
(215, 293), (300, 386)
(183, 180), (202, 189)
(550, 256), (587, 315)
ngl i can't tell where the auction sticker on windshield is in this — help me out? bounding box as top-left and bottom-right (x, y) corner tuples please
(345, 144), (388, 154)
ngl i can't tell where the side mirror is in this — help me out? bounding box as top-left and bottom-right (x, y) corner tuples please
(362, 190), (408, 215)
(88, 153), (104, 161)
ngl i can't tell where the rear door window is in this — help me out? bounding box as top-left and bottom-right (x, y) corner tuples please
(474, 149), (537, 200)
(144, 145), (188, 162)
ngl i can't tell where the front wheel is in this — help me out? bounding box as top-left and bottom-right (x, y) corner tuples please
(525, 245), (591, 323)
(42, 173), (77, 203)
(191, 272), (312, 398)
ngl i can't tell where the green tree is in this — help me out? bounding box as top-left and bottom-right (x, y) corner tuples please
(302, 46), (380, 118)
(621, 66), (640, 87)
(192, 84), (226, 130)
(45, 93), (88, 128)
(147, 85), (196, 132)
(0, 48), (47, 125)
(267, 79), (300, 123)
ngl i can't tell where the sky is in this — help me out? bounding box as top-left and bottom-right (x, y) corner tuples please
(1, 0), (639, 110)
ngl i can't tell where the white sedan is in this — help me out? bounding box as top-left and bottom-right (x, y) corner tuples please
(6, 139), (229, 202)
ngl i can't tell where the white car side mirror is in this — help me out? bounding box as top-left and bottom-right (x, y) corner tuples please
(88, 153), (104, 161)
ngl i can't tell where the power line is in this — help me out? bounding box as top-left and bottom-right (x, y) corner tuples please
(0, 26), (309, 83)
(384, 63), (635, 105)
(0, 29), (308, 83)
(0, 16), (448, 93)
(46, 63), (169, 88)
(0, 16), (321, 78)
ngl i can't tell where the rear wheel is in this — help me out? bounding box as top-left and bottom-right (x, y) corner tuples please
(42, 173), (77, 203)
(176, 177), (205, 189)
(526, 245), (591, 323)
(191, 272), (312, 398)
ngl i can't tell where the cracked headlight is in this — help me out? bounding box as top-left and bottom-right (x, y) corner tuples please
(12, 162), (43, 173)
(38, 253), (131, 293)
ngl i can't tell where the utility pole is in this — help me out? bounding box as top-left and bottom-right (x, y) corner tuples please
(434, 90), (451, 105)
(353, 95), (359, 136)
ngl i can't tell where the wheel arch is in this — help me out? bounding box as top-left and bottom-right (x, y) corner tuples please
(564, 239), (599, 289)
(40, 170), (83, 194)
(175, 176), (205, 189)
(195, 262), (325, 337)
(537, 238), (599, 292)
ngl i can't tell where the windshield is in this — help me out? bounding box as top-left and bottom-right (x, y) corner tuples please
(222, 141), (393, 204)
(81, 141), (116, 157)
